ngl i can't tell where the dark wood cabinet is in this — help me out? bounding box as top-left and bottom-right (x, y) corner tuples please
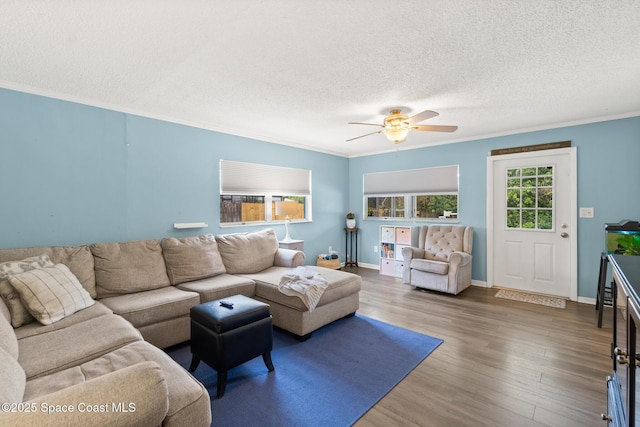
(608, 255), (640, 426)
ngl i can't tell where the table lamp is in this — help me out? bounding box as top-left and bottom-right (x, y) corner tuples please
(275, 200), (298, 243)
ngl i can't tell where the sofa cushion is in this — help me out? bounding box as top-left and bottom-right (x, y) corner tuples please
(18, 314), (142, 379)
(177, 274), (256, 302)
(0, 345), (25, 404)
(14, 301), (113, 340)
(91, 239), (171, 297)
(98, 287), (200, 328)
(161, 234), (226, 285)
(410, 258), (450, 275)
(0, 245), (97, 298)
(9, 264), (95, 325)
(0, 255), (55, 328)
(245, 266), (362, 311)
(215, 228), (279, 274)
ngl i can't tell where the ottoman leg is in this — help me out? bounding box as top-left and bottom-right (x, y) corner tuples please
(188, 356), (200, 372)
(262, 352), (275, 372)
(217, 371), (228, 398)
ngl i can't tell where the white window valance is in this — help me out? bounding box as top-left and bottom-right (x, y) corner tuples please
(220, 160), (311, 196)
(363, 165), (458, 195)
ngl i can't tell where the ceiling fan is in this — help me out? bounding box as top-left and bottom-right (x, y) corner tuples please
(347, 108), (458, 144)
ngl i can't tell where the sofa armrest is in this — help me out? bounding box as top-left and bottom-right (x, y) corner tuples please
(274, 248), (305, 268)
(2, 361), (168, 426)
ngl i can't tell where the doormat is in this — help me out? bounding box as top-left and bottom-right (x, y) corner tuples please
(495, 288), (566, 309)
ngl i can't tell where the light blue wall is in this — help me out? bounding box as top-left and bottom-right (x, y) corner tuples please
(0, 88), (349, 261)
(348, 116), (640, 299)
(2, 87), (639, 299)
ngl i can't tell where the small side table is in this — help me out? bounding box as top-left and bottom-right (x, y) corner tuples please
(279, 239), (304, 252)
(344, 227), (358, 268)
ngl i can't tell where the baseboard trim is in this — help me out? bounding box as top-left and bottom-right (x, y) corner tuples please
(471, 280), (488, 288)
(357, 262), (379, 270)
(577, 296), (597, 306)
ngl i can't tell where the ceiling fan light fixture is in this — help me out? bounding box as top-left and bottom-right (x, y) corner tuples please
(347, 107), (456, 144)
(383, 127), (410, 143)
(382, 109), (411, 143)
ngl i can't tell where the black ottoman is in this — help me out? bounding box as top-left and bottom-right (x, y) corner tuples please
(188, 294), (274, 398)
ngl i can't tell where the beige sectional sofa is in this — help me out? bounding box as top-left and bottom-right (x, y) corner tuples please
(0, 228), (361, 426)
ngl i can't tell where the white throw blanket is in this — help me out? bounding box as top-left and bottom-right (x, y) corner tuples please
(278, 266), (329, 312)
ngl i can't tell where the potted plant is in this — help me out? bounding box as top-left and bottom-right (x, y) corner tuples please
(346, 212), (356, 229)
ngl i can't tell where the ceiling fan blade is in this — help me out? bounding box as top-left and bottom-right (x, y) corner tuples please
(406, 110), (439, 124)
(413, 125), (458, 132)
(346, 130), (382, 142)
(348, 122), (384, 127)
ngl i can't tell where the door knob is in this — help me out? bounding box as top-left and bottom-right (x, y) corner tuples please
(560, 232), (569, 238)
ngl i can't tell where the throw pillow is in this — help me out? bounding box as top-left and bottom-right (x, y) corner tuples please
(215, 228), (279, 274)
(161, 235), (226, 285)
(8, 264), (94, 326)
(0, 255), (55, 328)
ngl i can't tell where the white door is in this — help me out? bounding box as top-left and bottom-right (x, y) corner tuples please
(487, 148), (577, 299)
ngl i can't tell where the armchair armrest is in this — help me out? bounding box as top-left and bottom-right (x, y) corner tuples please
(2, 361), (168, 426)
(274, 248), (305, 268)
(402, 247), (425, 283)
(449, 251), (472, 269)
(402, 247), (425, 263)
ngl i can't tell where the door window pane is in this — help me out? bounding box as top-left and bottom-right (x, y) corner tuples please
(522, 210), (536, 229)
(507, 209), (520, 228)
(505, 165), (554, 230)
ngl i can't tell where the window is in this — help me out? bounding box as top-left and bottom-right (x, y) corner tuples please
(219, 160), (311, 225)
(415, 195), (458, 219)
(363, 165), (459, 221)
(506, 165), (553, 230)
(367, 196), (404, 218)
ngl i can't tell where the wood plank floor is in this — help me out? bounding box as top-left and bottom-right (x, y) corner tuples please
(348, 267), (612, 427)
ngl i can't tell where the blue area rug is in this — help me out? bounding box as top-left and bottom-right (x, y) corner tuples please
(166, 314), (442, 427)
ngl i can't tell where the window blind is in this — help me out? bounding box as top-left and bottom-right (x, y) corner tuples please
(220, 160), (311, 195)
(363, 165), (458, 195)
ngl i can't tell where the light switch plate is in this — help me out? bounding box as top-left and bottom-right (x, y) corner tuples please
(579, 207), (594, 218)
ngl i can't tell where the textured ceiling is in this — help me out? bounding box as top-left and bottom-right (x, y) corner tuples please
(1, 1), (639, 157)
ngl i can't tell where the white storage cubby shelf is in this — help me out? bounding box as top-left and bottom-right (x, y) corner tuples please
(379, 225), (419, 278)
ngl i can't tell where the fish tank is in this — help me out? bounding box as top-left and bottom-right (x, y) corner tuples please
(605, 220), (640, 256)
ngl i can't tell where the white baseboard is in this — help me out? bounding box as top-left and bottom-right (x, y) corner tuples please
(577, 296), (597, 306)
(357, 262), (379, 270)
(471, 280), (488, 288)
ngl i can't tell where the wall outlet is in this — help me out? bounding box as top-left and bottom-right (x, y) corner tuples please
(579, 207), (594, 218)
(373, 245), (378, 253)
